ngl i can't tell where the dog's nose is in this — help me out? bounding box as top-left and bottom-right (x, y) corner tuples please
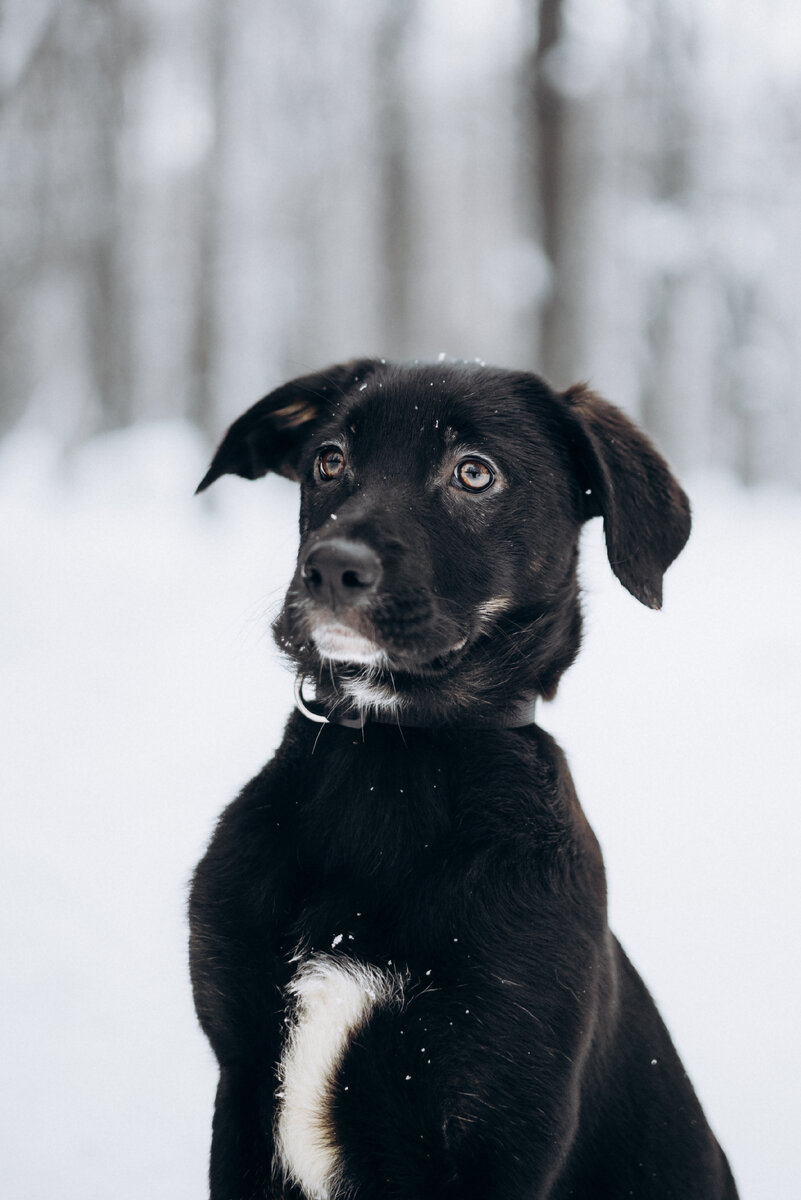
(302, 539), (382, 609)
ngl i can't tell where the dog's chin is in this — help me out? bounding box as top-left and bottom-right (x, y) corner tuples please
(308, 619), (470, 675)
(311, 622), (387, 666)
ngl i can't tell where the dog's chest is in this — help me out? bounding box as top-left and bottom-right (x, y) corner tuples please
(283, 758), (448, 1006)
(273, 743), (451, 1196)
(295, 734), (453, 880)
(270, 730), (549, 1198)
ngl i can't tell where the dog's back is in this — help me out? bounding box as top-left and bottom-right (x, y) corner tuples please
(190, 360), (738, 1199)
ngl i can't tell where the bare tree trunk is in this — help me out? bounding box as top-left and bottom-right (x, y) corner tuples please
(637, 5), (698, 463)
(530, 0), (566, 385)
(375, 0), (416, 358)
(85, 0), (134, 431)
(527, 0), (610, 390)
(190, 0), (231, 435)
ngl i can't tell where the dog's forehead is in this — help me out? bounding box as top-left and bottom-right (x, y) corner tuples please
(337, 364), (533, 451)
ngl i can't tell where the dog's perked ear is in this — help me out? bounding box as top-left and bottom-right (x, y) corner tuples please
(195, 359), (380, 492)
(561, 384), (691, 610)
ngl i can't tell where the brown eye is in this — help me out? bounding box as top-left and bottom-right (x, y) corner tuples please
(454, 458), (495, 492)
(317, 447), (346, 479)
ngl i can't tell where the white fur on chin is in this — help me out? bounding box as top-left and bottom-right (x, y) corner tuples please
(311, 623), (386, 667)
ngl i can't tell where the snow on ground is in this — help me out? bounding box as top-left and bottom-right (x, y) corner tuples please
(1, 422), (799, 1199)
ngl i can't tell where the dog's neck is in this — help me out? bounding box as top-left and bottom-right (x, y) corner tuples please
(294, 674), (538, 731)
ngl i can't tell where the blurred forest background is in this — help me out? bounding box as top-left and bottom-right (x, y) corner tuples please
(3, 5), (801, 1197)
(2, 0), (801, 485)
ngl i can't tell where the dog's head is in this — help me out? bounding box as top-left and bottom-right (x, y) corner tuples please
(198, 360), (690, 721)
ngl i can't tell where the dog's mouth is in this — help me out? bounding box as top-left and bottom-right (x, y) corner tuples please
(287, 597), (473, 678)
(399, 634), (470, 675)
(309, 616), (470, 672)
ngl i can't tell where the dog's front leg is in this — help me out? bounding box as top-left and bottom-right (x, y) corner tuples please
(325, 972), (591, 1200)
(190, 764), (297, 1200)
(323, 913), (600, 1196)
(208, 1067), (278, 1199)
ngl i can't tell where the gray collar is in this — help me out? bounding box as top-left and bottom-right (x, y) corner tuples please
(294, 674), (537, 732)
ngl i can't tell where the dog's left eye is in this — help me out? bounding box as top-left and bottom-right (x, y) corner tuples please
(317, 447), (346, 479)
(453, 458), (495, 492)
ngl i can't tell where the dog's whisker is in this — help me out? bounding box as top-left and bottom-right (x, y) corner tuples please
(311, 721), (326, 756)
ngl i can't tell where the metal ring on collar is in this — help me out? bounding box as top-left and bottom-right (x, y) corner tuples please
(294, 674), (365, 729)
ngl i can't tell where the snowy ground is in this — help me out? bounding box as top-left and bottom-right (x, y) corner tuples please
(1, 422), (799, 1199)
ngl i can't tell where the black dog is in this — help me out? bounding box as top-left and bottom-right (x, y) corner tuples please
(190, 359), (738, 1199)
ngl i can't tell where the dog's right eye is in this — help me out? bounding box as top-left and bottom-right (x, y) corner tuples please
(453, 458), (495, 493)
(317, 447), (346, 479)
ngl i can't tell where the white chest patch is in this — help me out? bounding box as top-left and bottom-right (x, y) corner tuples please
(275, 954), (404, 1200)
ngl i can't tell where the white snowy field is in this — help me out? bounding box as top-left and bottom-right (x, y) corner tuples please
(1, 421), (799, 1199)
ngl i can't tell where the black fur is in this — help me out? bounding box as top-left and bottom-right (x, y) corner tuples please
(190, 360), (737, 1199)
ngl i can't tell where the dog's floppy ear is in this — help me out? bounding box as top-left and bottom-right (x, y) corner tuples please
(561, 384), (691, 609)
(195, 358), (380, 492)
